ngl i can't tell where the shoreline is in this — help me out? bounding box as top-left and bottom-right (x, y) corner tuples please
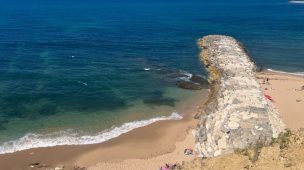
(0, 112), (183, 155)
(0, 89), (209, 170)
(264, 68), (304, 77)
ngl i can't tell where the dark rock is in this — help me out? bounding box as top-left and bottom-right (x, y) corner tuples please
(29, 162), (40, 168)
(190, 75), (209, 88)
(232, 98), (242, 104)
(73, 166), (87, 170)
(249, 106), (268, 114)
(176, 80), (202, 90)
(256, 66), (264, 72)
(30, 162), (39, 166)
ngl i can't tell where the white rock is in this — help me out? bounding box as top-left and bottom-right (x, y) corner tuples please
(228, 121), (239, 129)
(214, 150), (222, 157)
(54, 166), (64, 170)
(218, 137), (227, 149)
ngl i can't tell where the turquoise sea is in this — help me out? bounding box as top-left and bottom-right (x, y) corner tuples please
(0, 0), (303, 153)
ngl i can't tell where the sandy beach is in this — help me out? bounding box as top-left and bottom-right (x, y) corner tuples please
(257, 71), (304, 130)
(87, 128), (196, 170)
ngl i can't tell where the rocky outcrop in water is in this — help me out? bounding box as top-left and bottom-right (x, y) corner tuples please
(176, 80), (203, 90)
(176, 75), (209, 90)
(190, 75), (209, 88)
(195, 35), (285, 157)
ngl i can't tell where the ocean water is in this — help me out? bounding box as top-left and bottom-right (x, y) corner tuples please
(0, 0), (303, 153)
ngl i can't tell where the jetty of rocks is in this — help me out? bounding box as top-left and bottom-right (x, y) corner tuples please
(195, 35), (285, 157)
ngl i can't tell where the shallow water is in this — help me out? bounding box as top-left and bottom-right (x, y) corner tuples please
(0, 0), (303, 153)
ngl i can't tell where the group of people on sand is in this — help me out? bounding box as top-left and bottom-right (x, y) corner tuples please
(261, 77), (274, 91)
(159, 148), (194, 170)
(159, 163), (177, 170)
(295, 85), (304, 91)
(260, 78), (275, 102)
(262, 78), (270, 85)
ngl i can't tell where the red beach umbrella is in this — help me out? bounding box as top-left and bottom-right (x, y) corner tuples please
(264, 94), (274, 102)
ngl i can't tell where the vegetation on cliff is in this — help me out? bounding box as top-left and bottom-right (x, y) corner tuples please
(178, 129), (304, 170)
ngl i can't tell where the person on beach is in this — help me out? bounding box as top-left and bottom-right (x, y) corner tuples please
(160, 163), (177, 170)
(295, 85), (304, 91)
(266, 78), (270, 85)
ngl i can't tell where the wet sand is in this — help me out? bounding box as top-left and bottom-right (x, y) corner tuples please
(0, 90), (209, 170)
(257, 71), (304, 130)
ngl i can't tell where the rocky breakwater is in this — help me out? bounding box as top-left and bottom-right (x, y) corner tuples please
(195, 35), (285, 157)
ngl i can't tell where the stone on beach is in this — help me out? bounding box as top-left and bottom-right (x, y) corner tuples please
(54, 165), (65, 170)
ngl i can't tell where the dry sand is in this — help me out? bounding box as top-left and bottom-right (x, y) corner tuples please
(87, 129), (196, 170)
(257, 71), (304, 130)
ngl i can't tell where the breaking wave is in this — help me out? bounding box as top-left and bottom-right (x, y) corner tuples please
(177, 71), (193, 81)
(266, 68), (304, 76)
(289, 1), (304, 4)
(0, 112), (182, 154)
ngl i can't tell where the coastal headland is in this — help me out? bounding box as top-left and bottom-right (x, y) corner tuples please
(195, 35), (286, 157)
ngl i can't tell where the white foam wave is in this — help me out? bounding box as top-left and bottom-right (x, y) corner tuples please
(0, 112), (183, 154)
(77, 81), (88, 86)
(289, 1), (304, 4)
(144, 68), (151, 71)
(266, 68), (304, 76)
(177, 71), (193, 81)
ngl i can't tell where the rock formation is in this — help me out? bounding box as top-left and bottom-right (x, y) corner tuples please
(176, 75), (209, 90)
(195, 35), (285, 157)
